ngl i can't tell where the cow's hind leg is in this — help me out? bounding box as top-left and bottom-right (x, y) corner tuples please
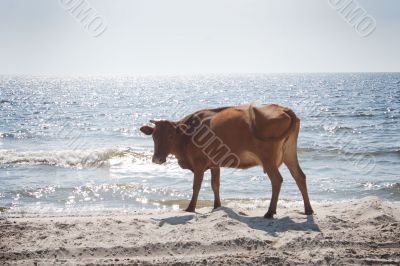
(264, 164), (283, 219)
(211, 167), (221, 209)
(285, 159), (313, 215)
(283, 131), (313, 215)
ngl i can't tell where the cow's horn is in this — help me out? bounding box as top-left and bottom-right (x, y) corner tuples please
(149, 120), (157, 124)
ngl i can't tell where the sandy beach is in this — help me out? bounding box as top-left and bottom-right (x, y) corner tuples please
(1, 196), (399, 265)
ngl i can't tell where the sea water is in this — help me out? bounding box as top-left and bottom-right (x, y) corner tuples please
(0, 73), (399, 213)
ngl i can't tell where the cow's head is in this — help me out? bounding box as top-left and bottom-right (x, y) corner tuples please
(140, 120), (178, 164)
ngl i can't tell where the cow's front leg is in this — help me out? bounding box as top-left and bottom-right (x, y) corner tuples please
(211, 167), (221, 209)
(185, 170), (204, 212)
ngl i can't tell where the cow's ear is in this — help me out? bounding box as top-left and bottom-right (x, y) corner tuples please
(175, 123), (188, 135)
(140, 125), (154, 135)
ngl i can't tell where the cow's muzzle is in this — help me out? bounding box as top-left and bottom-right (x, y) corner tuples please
(152, 156), (166, 164)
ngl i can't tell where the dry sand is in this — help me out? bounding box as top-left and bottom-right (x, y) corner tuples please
(1, 196), (399, 265)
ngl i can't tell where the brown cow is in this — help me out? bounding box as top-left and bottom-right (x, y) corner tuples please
(140, 104), (313, 218)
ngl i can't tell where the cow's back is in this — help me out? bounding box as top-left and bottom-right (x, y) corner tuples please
(180, 104), (295, 169)
(210, 104), (294, 168)
(209, 104), (293, 141)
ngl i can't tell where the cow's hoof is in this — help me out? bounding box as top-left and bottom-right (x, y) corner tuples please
(305, 208), (314, 215)
(185, 207), (195, 212)
(264, 211), (274, 219)
(213, 204), (222, 209)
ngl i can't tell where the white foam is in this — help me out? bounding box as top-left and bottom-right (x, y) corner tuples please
(0, 148), (149, 168)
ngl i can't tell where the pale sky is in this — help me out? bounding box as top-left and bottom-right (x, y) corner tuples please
(0, 0), (399, 75)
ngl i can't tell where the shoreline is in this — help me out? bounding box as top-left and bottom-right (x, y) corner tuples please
(3, 196), (400, 218)
(1, 196), (399, 265)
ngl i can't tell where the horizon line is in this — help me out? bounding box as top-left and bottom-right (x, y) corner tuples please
(1, 71), (399, 77)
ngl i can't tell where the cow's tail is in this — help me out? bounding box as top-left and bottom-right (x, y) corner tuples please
(280, 108), (299, 141)
(248, 104), (298, 142)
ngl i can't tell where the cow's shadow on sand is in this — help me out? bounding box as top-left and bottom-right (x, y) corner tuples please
(157, 207), (320, 236)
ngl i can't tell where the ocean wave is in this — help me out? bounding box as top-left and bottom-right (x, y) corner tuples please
(363, 181), (400, 194)
(0, 99), (13, 104)
(0, 148), (152, 168)
(1, 145), (397, 169)
(298, 147), (400, 157)
(0, 129), (35, 139)
(367, 149), (400, 157)
(322, 125), (356, 133)
(380, 183), (400, 195)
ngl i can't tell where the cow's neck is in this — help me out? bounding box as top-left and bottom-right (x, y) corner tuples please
(170, 134), (191, 169)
